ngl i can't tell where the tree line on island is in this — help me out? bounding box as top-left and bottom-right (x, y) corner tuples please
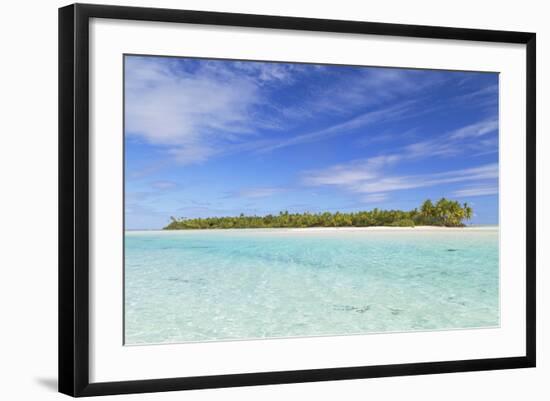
(164, 198), (473, 230)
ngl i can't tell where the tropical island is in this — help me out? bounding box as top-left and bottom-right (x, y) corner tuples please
(164, 198), (473, 230)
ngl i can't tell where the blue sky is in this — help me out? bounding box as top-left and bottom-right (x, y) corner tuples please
(124, 55), (499, 229)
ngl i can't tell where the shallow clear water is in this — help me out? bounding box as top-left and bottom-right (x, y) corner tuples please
(124, 228), (499, 344)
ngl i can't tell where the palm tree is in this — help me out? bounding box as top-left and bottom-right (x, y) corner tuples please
(463, 202), (473, 221)
(420, 199), (434, 216)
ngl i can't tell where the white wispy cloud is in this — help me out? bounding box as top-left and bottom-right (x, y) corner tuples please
(402, 118), (498, 159)
(125, 57), (278, 165)
(453, 185), (499, 197)
(302, 115), (498, 203)
(231, 61), (306, 84)
(256, 99), (497, 157)
(449, 82), (499, 115)
(302, 117), (498, 196)
(256, 101), (416, 153)
(355, 127), (419, 148)
(303, 155), (401, 186)
(126, 57), (497, 171)
(299, 116), (499, 205)
(125, 57), (373, 165)
(308, 68), (445, 115)
(350, 164), (498, 193)
(196, 67), (447, 157)
(150, 180), (177, 190)
(234, 187), (286, 199)
(448, 118), (499, 140)
(126, 57), (259, 142)
(167, 144), (219, 165)
(303, 149), (498, 202)
(361, 193), (389, 203)
(454, 83), (499, 103)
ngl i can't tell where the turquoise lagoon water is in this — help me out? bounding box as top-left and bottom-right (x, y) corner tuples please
(124, 228), (499, 345)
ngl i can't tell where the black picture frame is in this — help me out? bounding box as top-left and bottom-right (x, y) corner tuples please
(59, 3), (536, 397)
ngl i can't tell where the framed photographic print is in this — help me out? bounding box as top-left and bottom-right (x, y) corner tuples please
(58, 3), (536, 397)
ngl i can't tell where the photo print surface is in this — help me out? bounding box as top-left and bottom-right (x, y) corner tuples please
(124, 55), (499, 345)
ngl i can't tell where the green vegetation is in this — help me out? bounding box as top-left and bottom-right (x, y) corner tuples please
(164, 198), (473, 230)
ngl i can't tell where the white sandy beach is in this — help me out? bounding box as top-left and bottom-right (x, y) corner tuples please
(127, 226), (498, 235)
(251, 226), (498, 232)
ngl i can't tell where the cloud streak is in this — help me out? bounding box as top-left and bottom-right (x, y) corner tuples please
(402, 118), (498, 159)
(361, 193), (389, 203)
(125, 57), (267, 164)
(301, 116), (499, 203)
(453, 185), (499, 197)
(236, 187), (286, 199)
(303, 155), (401, 186)
(256, 101), (417, 153)
(304, 158), (497, 193)
(125, 58), (457, 166)
(302, 117), (498, 192)
(350, 164), (498, 193)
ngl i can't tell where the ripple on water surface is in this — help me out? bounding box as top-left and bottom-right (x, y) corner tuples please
(124, 229), (499, 344)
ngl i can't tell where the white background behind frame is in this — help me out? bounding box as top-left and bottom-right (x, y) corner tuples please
(1, 0), (548, 400)
(89, 18), (526, 383)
